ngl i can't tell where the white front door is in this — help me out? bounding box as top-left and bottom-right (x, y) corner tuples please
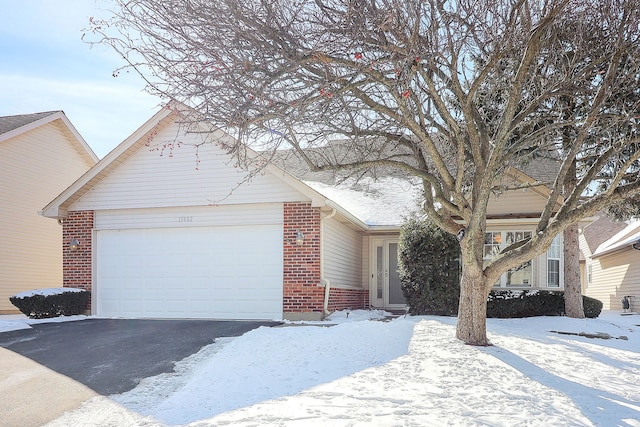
(371, 239), (406, 310)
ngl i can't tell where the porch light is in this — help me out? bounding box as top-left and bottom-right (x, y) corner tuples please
(632, 239), (640, 251)
(69, 239), (80, 251)
(295, 231), (305, 246)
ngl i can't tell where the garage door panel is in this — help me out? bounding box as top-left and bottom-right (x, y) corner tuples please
(96, 224), (283, 319)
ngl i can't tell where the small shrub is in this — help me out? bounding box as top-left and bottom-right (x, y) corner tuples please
(583, 295), (603, 318)
(487, 290), (603, 318)
(9, 288), (90, 319)
(487, 291), (564, 318)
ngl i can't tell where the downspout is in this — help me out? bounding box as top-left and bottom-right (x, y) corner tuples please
(321, 208), (337, 318)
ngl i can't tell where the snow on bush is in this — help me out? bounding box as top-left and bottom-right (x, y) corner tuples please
(10, 287), (89, 319)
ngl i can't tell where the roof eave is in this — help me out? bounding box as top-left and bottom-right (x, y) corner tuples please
(593, 236), (640, 258)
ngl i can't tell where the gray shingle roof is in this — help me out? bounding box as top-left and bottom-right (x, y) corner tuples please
(516, 155), (562, 185)
(0, 111), (60, 136)
(273, 143), (561, 187)
(581, 214), (628, 255)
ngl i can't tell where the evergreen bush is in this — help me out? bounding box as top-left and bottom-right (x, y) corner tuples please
(9, 288), (90, 319)
(399, 218), (461, 315)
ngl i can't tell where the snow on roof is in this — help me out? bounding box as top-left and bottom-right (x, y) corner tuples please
(304, 176), (423, 226)
(592, 220), (640, 257)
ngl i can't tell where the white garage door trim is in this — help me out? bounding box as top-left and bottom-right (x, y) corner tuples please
(95, 223), (283, 320)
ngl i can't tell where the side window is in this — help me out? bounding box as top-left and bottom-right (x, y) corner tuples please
(547, 235), (561, 287)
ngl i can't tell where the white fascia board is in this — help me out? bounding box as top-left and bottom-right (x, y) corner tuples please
(593, 228), (640, 258)
(367, 225), (402, 233)
(56, 113), (99, 163)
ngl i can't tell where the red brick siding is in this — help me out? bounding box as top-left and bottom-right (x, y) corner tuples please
(327, 288), (370, 312)
(283, 203), (323, 314)
(62, 211), (93, 304)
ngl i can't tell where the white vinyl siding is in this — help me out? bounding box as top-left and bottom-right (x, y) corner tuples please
(323, 218), (363, 288)
(0, 121), (94, 311)
(361, 236), (370, 289)
(71, 121), (306, 211)
(95, 204), (283, 230)
(586, 250), (640, 310)
(487, 189), (549, 217)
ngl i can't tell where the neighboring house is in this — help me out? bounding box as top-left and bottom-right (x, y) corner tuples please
(0, 111), (98, 313)
(581, 216), (640, 311)
(42, 104), (568, 320)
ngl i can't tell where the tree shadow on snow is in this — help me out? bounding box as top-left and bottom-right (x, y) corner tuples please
(486, 346), (640, 426)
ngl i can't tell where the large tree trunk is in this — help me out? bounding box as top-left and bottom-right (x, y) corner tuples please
(564, 223), (584, 318)
(562, 142), (584, 318)
(456, 267), (491, 346)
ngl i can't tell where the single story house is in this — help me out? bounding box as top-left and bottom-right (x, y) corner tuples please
(581, 217), (640, 311)
(0, 111), (98, 313)
(42, 104), (569, 320)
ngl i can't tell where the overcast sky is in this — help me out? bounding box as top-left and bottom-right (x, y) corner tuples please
(0, 0), (159, 158)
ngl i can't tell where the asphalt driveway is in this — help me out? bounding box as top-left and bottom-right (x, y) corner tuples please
(0, 318), (279, 395)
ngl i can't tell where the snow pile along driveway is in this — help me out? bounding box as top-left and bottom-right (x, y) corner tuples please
(116, 314), (415, 424)
(44, 312), (640, 427)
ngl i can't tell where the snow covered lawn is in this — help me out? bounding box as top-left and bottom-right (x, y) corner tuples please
(2, 311), (639, 426)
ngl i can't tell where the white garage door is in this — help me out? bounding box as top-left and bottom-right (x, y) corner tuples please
(96, 225), (283, 319)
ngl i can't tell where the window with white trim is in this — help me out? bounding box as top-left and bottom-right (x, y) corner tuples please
(547, 235), (561, 287)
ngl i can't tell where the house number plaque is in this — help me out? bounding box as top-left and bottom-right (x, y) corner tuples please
(178, 216), (193, 222)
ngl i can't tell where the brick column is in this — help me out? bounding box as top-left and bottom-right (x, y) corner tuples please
(283, 202), (323, 320)
(62, 211), (94, 302)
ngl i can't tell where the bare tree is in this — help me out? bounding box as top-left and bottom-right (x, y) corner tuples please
(88, 0), (640, 345)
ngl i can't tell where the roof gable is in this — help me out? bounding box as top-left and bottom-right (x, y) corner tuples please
(0, 111), (98, 166)
(42, 104), (327, 219)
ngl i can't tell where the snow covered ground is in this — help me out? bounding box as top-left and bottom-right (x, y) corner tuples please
(2, 310), (640, 426)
